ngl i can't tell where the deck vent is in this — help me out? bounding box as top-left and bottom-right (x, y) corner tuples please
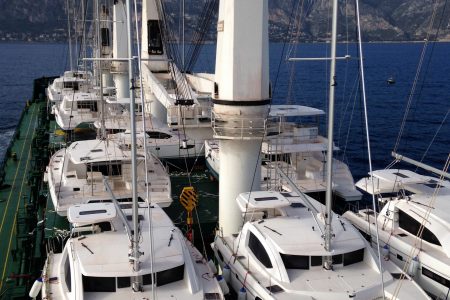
(393, 172), (409, 178)
(205, 293), (222, 299)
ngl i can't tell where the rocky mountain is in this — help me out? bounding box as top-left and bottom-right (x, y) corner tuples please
(1, 0), (449, 42)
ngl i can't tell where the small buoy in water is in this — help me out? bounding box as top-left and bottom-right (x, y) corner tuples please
(408, 256), (420, 277)
(238, 287), (247, 300)
(29, 277), (43, 298)
(217, 275), (230, 295)
(387, 77), (396, 84)
(381, 244), (390, 260)
(208, 259), (218, 275)
(223, 264), (231, 283)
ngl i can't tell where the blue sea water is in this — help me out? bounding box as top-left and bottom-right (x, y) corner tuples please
(0, 42), (68, 157)
(0, 41), (449, 180)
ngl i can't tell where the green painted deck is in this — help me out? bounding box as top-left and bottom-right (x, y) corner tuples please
(0, 101), (41, 297)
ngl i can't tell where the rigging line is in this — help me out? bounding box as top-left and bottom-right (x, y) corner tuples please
(402, 0), (449, 153)
(159, 2), (195, 175)
(132, 0), (156, 291)
(193, 202), (208, 260)
(188, 142), (205, 175)
(341, 76), (360, 161)
(285, 1), (304, 105)
(393, 0), (442, 153)
(185, 0), (218, 72)
(354, 0), (385, 297)
(76, 0), (89, 70)
(235, 0), (298, 256)
(336, 0), (353, 151)
(418, 108), (449, 168)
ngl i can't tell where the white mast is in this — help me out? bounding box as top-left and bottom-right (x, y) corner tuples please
(112, 0), (130, 99)
(119, 0), (141, 291)
(213, 0), (270, 236)
(100, 5), (114, 88)
(141, 0), (169, 122)
(141, 0), (169, 71)
(94, 0), (106, 138)
(323, 0), (338, 270)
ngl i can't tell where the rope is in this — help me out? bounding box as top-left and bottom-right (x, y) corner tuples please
(184, 0), (219, 73)
(354, 0), (385, 297)
(393, 0), (443, 153)
(417, 108), (449, 168)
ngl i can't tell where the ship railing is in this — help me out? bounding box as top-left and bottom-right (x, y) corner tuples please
(265, 116), (319, 141)
(167, 101), (212, 128)
(211, 111), (276, 140)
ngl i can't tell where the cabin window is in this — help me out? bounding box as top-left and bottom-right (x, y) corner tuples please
(64, 258), (72, 292)
(147, 20), (163, 55)
(332, 254), (343, 265)
(96, 221), (112, 232)
(79, 209), (107, 215)
(380, 191), (414, 198)
(248, 232), (272, 268)
(101, 28), (110, 47)
(77, 101), (98, 112)
(311, 256), (322, 266)
(64, 81), (79, 90)
(117, 276), (130, 288)
(254, 197), (279, 201)
(280, 254), (309, 270)
(398, 210), (441, 246)
(266, 285), (284, 294)
(146, 131), (172, 139)
(357, 228), (372, 243)
(343, 248), (364, 266)
(143, 264), (184, 286)
(126, 215), (145, 222)
(82, 275), (116, 292)
(156, 264), (184, 286)
(422, 267), (450, 288)
(290, 202), (305, 208)
(423, 181), (442, 189)
(393, 172), (409, 178)
(87, 162), (122, 176)
(88, 199), (112, 204)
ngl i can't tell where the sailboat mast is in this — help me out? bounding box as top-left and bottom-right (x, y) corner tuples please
(94, 0), (106, 138)
(66, 0), (73, 71)
(182, 0), (185, 70)
(324, 0), (338, 262)
(124, 0), (141, 290)
(81, 0), (87, 71)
